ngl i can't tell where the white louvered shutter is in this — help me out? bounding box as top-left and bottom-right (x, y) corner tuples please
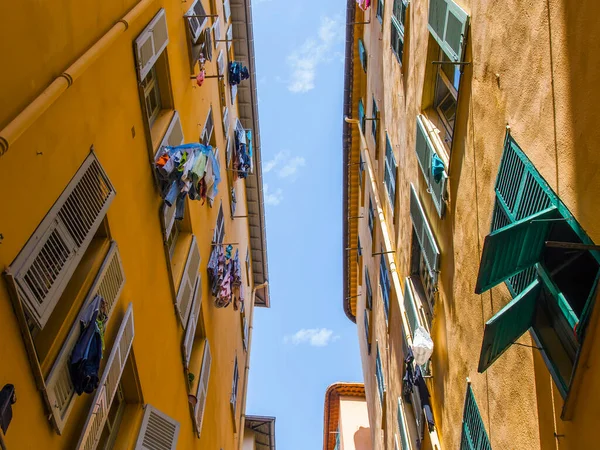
(409, 184), (441, 282)
(231, 84), (237, 104)
(213, 204), (225, 244)
(135, 405), (180, 450)
(155, 111), (185, 160)
(76, 304), (135, 450)
(176, 236), (201, 326)
(217, 51), (225, 76)
(9, 153), (115, 329)
(182, 277), (202, 368)
(135, 9), (169, 80)
(223, 0), (231, 22)
(223, 107), (229, 138)
(46, 243), (125, 433)
(226, 25), (233, 51)
(186, 0), (208, 43)
(213, 17), (221, 44)
(194, 341), (212, 437)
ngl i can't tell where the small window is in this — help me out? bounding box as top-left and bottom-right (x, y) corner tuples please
(371, 96), (378, 144)
(358, 98), (366, 134)
(230, 356), (239, 415)
(380, 253), (391, 321)
(201, 107), (216, 147)
(377, 0), (384, 24)
(384, 134), (397, 209)
(358, 39), (368, 72)
(375, 343), (385, 404)
(368, 197), (375, 238)
(391, 0), (408, 63)
(185, 0), (208, 43)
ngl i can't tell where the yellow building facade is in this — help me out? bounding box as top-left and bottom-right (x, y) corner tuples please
(344, 0), (600, 449)
(0, 0), (269, 449)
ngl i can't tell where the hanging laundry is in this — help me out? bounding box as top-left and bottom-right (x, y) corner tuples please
(357, 0), (371, 10)
(196, 69), (206, 86)
(232, 125), (252, 179)
(431, 153), (445, 183)
(208, 245), (243, 309)
(69, 295), (107, 396)
(228, 61), (250, 86)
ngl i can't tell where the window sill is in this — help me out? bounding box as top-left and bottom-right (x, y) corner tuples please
(151, 109), (176, 153)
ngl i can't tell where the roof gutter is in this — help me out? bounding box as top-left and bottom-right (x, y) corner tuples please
(342, 0), (357, 323)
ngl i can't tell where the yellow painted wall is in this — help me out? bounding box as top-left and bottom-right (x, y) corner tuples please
(0, 0), (259, 448)
(349, 0), (600, 449)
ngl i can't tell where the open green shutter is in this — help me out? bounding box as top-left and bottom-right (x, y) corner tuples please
(415, 115), (447, 217)
(358, 39), (367, 72)
(478, 279), (541, 372)
(358, 99), (365, 133)
(475, 206), (559, 294)
(428, 0), (469, 62)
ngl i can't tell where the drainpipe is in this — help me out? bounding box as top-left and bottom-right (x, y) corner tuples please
(0, 0), (154, 157)
(238, 281), (268, 449)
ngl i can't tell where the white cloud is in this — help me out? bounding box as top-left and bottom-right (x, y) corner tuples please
(263, 183), (283, 206)
(287, 15), (344, 93)
(263, 150), (306, 179)
(284, 328), (340, 347)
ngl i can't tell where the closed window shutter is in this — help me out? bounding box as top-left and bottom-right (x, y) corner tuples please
(474, 206), (558, 294)
(230, 356), (239, 412)
(226, 25), (233, 51)
(213, 16), (221, 43)
(428, 0), (469, 62)
(76, 303), (135, 450)
(415, 115), (446, 217)
(9, 153), (115, 329)
(478, 279), (540, 373)
(409, 184), (441, 281)
(135, 9), (169, 80)
(385, 135), (397, 206)
(460, 384), (492, 450)
(380, 254), (390, 320)
(397, 399), (410, 450)
(223, 106), (230, 138)
(363, 310), (371, 354)
(46, 242), (125, 433)
(194, 340), (212, 437)
(202, 108), (214, 146)
(358, 39), (367, 72)
(156, 112), (185, 160)
(403, 278), (420, 338)
(135, 405), (180, 450)
(213, 204), (225, 244)
(182, 277), (202, 368)
(224, 0), (231, 22)
(177, 236), (201, 326)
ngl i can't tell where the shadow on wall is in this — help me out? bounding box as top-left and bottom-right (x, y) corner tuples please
(354, 426), (371, 450)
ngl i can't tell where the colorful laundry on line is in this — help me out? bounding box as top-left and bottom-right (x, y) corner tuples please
(207, 245), (243, 309)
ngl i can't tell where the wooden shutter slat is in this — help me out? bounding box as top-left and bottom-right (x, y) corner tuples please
(182, 277), (202, 368)
(135, 9), (169, 80)
(428, 0), (469, 62)
(460, 384), (492, 450)
(194, 340), (212, 437)
(135, 405), (180, 450)
(409, 184), (441, 281)
(474, 206), (558, 294)
(76, 303), (135, 450)
(176, 236), (201, 325)
(10, 153), (115, 329)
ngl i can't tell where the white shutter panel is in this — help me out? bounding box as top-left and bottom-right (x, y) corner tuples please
(76, 303), (135, 450)
(409, 184), (441, 282)
(226, 25), (233, 51)
(213, 16), (221, 43)
(46, 243), (125, 433)
(194, 340), (211, 437)
(135, 9), (169, 80)
(186, 0), (208, 43)
(223, 107), (230, 138)
(223, 0), (231, 22)
(155, 111), (185, 159)
(217, 51), (225, 76)
(135, 405), (180, 450)
(9, 153), (115, 329)
(176, 236), (201, 325)
(182, 277), (202, 368)
(162, 202), (177, 242)
(231, 84), (237, 104)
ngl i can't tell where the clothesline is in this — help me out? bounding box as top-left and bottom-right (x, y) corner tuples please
(207, 244), (244, 310)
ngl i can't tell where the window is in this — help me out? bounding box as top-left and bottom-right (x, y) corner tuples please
(397, 398), (410, 450)
(409, 184), (441, 288)
(434, 51), (458, 145)
(380, 253), (391, 321)
(364, 310), (371, 354)
(377, 0), (384, 24)
(134, 9), (172, 131)
(134, 405), (180, 450)
(186, 0), (208, 43)
(391, 0), (408, 63)
(214, 203), (225, 244)
(368, 197), (375, 238)
(358, 98), (366, 134)
(459, 383), (491, 450)
(166, 220), (181, 257)
(410, 232), (436, 317)
(414, 115), (447, 217)
(97, 384), (126, 450)
(230, 356), (240, 415)
(384, 134), (397, 208)
(359, 153), (364, 188)
(245, 247), (251, 285)
(242, 316), (248, 351)
(371, 96), (378, 143)
(375, 343), (385, 404)
(181, 243), (202, 364)
(201, 107), (216, 147)
(427, 0), (469, 63)
(475, 135), (600, 397)
(223, 0), (231, 23)
(365, 269), (373, 310)
(358, 38), (367, 72)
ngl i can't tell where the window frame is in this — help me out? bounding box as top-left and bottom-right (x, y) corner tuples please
(375, 343), (385, 404)
(384, 134), (397, 209)
(380, 253), (391, 321)
(368, 197), (375, 239)
(377, 0), (384, 25)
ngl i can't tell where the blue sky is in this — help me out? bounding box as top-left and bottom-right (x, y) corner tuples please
(246, 0), (363, 448)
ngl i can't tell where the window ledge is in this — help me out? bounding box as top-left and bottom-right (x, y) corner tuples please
(151, 109), (176, 152)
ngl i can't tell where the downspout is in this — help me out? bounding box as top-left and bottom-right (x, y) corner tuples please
(238, 281), (268, 449)
(342, 0), (357, 322)
(0, 0), (154, 157)
(346, 117), (442, 450)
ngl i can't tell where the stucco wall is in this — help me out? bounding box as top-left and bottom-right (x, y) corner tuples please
(339, 396), (372, 450)
(0, 0), (256, 448)
(350, 0), (600, 449)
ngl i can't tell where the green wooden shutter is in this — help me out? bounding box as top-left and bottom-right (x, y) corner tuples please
(478, 279), (541, 372)
(403, 278), (420, 337)
(409, 184), (441, 281)
(358, 39), (367, 72)
(397, 399), (410, 450)
(428, 0), (469, 62)
(415, 115), (446, 217)
(376, 344), (385, 404)
(358, 99), (365, 133)
(475, 206), (559, 294)
(364, 310), (371, 354)
(460, 384), (492, 450)
(371, 97), (379, 140)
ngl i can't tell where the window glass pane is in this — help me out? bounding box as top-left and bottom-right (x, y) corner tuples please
(441, 51), (461, 90)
